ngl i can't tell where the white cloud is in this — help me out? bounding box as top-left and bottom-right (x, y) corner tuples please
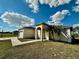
(0, 12), (35, 28)
(48, 21), (63, 26)
(73, 6), (79, 12)
(75, 0), (79, 4)
(72, 0), (79, 12)
(48, 10), (70, 25)
(26, 0), (71, 13)
(73, 23), (79, 28)
(49, 0), (71, 7)
(26, 0), (39, 13)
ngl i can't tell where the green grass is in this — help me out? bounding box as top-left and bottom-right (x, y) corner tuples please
(74, 36), (79, 39)
(0, 40), (12, 58)
(74, 35), (79, 39)
(0, 34), (17, 38)
(0, 41), (79, 59)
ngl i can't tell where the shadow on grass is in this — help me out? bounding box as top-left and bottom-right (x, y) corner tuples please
(18, 38), (35, 42)
(71, 39), (79, 44)
(49, 38), (79, 45)
(70, 36), (79, 44)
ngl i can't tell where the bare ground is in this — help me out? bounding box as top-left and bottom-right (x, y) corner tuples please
(0, 41), (79, 59)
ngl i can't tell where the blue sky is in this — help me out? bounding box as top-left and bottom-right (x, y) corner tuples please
(0, 0), (79, 32)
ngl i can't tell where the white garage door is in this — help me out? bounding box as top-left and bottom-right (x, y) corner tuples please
(19, 31), (24, 38)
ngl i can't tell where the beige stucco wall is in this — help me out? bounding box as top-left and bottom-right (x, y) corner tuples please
(18, 28), (35, 39)
(36, 24), (72, 43)
(49, 29), (72, 43)
(45, 31), (49, 40)
(60, 29), (72, 43)
(42, 25), (49, 40)
(23, 29), (35, 39)
(35, 24), (49, 40)
(50, 31), (60, 41)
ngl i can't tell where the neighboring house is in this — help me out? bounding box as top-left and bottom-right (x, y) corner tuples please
(18, 22), (73, 43)
(18, 27), (35, 39)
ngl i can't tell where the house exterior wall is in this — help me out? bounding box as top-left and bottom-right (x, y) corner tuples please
(18, 28), (35, 39)
(60, 34), (71, 43)
(49, 28), (72, 43)
(50, 31), (60, 41)
(67, 29), (71, 37)
(35, 24), (49, 40)
(53, 32), (60, 41)
(42, 25), (49, 40)
(35, 25), (42, 39)
(45, 31), (49, 40)
(23, 29), (35, 39)
(60, 29), (72, 43)
(66, 29), (72, 42)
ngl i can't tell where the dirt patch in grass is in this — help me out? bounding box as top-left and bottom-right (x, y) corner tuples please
(0, 41), (79, 59)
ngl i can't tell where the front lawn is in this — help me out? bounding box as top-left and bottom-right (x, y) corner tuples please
(74, 34), (79, 39)
(0, 33), (17, 38)
(0, 41), (79, 59)
(0, 40), (12, 58)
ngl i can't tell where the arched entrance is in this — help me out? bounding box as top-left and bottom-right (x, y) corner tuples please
(37, 27), (41, 39)
(35, 26), (42, 40)
(35, 23), (50, 41)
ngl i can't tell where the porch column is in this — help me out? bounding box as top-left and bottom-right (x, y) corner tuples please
(41, 27), (43, 41)
(47, 30), (50, 40)
(35, 28), (38, 40)
(67, 29), (72, 43)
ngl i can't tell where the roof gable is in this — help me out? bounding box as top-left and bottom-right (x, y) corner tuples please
(36, 22), (49, 26)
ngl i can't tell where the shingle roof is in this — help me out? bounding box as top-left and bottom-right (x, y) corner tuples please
(36, 22), (49, 26)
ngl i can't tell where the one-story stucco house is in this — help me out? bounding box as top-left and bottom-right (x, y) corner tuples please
(18, 22), (73, 43)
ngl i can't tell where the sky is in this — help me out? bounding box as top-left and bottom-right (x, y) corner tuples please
(0, 0), (79, 32)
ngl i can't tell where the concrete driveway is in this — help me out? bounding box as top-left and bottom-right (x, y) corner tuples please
(0, 37), (42, 46)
